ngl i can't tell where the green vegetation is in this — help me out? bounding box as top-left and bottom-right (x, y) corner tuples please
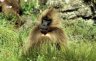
(0, 0), (96, 61)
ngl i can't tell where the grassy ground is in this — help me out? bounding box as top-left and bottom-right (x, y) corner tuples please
(0, 0), (96, 61)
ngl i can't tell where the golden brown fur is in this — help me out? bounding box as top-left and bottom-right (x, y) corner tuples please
(23, 7), (67, 55)
(0, 0), (23, 28)
(1, 0), (21, 15)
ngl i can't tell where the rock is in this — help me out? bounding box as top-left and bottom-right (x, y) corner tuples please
(46, 0), (64, 8)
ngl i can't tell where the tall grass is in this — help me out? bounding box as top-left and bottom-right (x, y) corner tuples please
(0, 0), (96, 61)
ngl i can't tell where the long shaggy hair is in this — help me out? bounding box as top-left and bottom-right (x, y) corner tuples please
(23, 7), (67, 55)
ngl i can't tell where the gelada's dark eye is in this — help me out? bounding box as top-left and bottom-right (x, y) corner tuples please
(42, 16), (52, 26)
(42, 16), (52, 21)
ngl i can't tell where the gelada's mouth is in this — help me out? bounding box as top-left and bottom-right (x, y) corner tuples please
(40, 30), (48, 35)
